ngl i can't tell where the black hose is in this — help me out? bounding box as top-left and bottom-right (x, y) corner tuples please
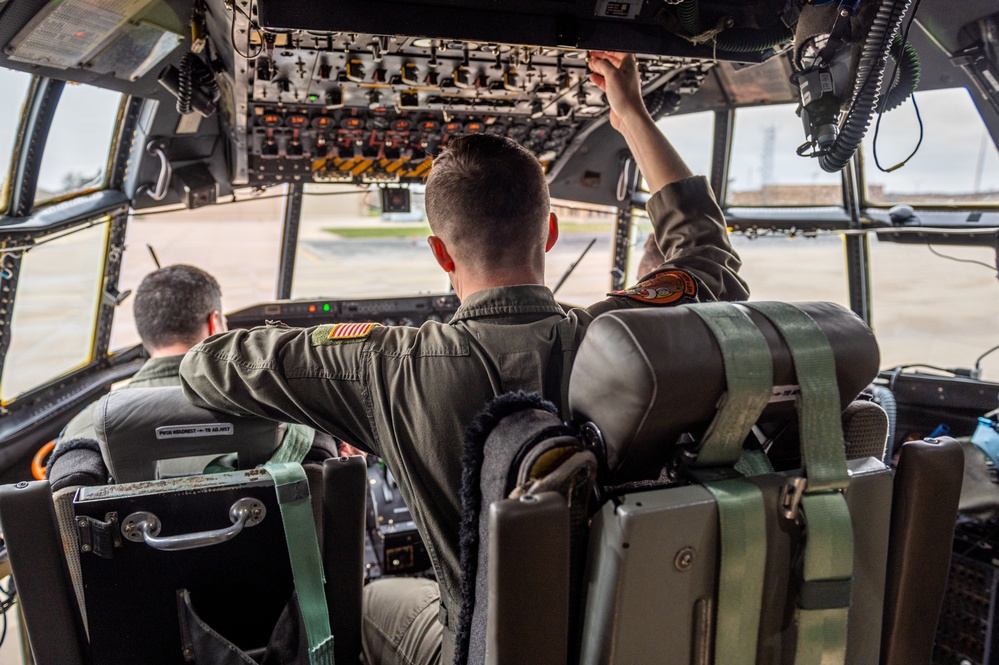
(675, 0), (791, 53)
(677, 0), (703, 36)
(716, 22), (794, 53)
(871, 385), (898, 460)
(882, 33), (920, 112)
(819, 0), (912, 173)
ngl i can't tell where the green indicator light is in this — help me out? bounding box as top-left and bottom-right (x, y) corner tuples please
(308, 94), (319, 102)
(323, 303), (330, 312)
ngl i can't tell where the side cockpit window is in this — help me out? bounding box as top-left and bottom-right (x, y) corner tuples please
(35, 82), (122, 205)
(863, 87), (999, 206)
(0, 68), (33, 214)
(1, 221), (110, 402)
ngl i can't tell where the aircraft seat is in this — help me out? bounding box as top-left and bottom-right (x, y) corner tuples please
(0, 456), (368, 665)
(470, 302), (961, 665)
(93, 386), (283, 482)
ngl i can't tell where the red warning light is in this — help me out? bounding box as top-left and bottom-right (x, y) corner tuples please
(76, 31), (86, 37)
(465, 122), (484, 132)
(444, 122), (462, 133)
(308, 305), (317, 313)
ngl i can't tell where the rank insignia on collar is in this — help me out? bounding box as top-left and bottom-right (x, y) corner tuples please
(312, 322), (381, 345)
(610, 269), (698, 306)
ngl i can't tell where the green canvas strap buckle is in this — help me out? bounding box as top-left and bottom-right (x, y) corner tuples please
(779, 476), (808, 521)
(799, 578), (853, 611)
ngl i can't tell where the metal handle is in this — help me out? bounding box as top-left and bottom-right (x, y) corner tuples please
(121, 498), (266, 551)
(144, 140), (172, 201)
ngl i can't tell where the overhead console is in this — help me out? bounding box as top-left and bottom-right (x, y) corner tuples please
(225, 293), (461, 330)
(224, 0), (802, 188)
(238, 34), (712, 186)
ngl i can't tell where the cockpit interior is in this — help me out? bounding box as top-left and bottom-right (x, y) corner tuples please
(0, 0), (997, 663)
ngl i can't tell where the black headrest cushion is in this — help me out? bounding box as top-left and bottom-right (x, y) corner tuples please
(567, 302), (879, 482)
(94, 386), (281, 482)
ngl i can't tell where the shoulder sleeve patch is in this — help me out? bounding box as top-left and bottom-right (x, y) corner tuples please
(609, 269), (698, 306)
(311, 322), (381, 346)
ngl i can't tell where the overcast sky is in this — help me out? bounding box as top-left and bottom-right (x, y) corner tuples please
(2, 66), (997, 199)
(660, 87), (999, 195)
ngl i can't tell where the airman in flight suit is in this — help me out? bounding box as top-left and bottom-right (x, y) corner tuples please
(180, 51), (749, 665)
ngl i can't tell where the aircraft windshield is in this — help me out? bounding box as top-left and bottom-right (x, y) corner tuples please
(862, 87), (999, 206)
(110, 195), (285, 350)
(728, 103), (844, 207)
(291, 184), (447, 300)
(35, 83), (122, 205)
(871, 241), (999, 377)
(290, 184), (619, 307)
(0, 68), (32, 212)
(1, 222), (108, 401)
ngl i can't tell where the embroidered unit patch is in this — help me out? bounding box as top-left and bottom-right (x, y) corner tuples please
(311, 322), (381, 345)
(611, 269), (698, 305)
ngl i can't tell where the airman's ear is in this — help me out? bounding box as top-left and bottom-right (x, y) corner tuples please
(428, 235), (455, 272)
(207, 310), (227, 336)
(545, 212), (559, 252)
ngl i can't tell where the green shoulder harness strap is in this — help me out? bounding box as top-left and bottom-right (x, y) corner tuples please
(687, 303), (774, 665)
(264, 462), (336, 665)
(744, 302), (854, 665)
(269, 423), (316, 464)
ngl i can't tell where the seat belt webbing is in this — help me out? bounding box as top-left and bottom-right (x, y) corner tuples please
(689, 303), (774, 466)
(744, 303), (853, 665)
(268, 423), (316, 464)
(264, 462), (336, 665)
(687, 303), (774, 665)
(703, 478), (768, 665)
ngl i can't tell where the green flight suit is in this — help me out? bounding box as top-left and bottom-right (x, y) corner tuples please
(178, 175), (749, 664)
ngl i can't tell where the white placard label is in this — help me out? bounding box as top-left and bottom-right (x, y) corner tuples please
(156, 423), (234, 439)
(770, 385), (801, 403)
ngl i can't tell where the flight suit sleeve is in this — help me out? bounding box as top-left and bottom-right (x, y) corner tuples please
(585, 175), (749, 317)
(179, 325), (378, 452)
(646, 175), (748, 301)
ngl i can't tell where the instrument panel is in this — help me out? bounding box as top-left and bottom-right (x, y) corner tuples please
(226, 293), (462, 329)
(239, 33), (712, 185)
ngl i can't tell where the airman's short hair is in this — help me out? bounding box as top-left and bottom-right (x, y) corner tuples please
(133, 265), (221, 352)
(425, 134), (550, 268)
